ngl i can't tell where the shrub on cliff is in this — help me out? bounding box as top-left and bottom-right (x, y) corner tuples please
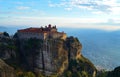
(16, 71), (35, 77)
(64, 55), (96, 77)
(3, 32), (9, 37)
(106, 66), (120, 77)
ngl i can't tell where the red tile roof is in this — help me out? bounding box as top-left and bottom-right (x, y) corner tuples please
(18, 27), (56, 33)
(18, 28), (42, 33)
(18, 25), (59, 33)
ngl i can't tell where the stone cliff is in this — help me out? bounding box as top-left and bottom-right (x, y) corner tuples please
(0, 32), (97, 77)
(19, 36), (96, 76)
(0, 59), (15, 77)
(20, 38), (68, 75)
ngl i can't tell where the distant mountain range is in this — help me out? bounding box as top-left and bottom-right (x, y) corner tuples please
(0, 26), (27, 35)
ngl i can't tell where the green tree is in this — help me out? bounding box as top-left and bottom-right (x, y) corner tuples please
(3, 32), (9, 37)
(24, 72), (36, 77)
(65, 71), (72, 77)
(13, 33), (18, 38)
(81, 71), (88, 77)
(37, 73), (44, 77)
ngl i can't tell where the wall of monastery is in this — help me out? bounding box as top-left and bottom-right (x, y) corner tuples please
(18, 32), (44, 39)
(17, 32), (67, 40)
(49, 33), (67, 40)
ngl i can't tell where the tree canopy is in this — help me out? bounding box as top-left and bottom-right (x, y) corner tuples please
(3, 32), (9, 37)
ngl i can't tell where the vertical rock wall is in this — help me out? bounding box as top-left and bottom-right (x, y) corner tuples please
(19, 37), (83, 76)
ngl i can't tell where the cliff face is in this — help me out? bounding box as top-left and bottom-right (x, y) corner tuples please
(0, 37), (16, 60)
(19, 36), (96, 76)
(0, 34), (97, 77)
(0, 59), (15, 77)
(0, 37), (17, 77)
(65, 36), (82, 60)
(20, 38), (69, 75)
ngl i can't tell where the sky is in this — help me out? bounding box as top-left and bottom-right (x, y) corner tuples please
(1, 0), (120, 31)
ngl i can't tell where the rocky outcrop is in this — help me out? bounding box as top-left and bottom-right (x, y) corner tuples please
(20, 38), (69, 75)
(65, 36), (82, 60)
(0, 32), (97, 77)
(0, 37), (16, 60)
(0, 59), (15, 77)
(66, 55), (96, 77)
(19, 36), (96, 76)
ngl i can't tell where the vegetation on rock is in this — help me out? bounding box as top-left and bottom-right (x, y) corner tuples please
(3, 32), (9, 37)
(97, 66), (120, 77)
(64, 55), (96, 77)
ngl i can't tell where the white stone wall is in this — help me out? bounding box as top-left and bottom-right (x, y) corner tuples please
(43, 33), (49, 39)
(50, 29), (57, 32)
(61, 33), (67, 40)
(49, 33), (67, 40)
(17, 32), (67, 40)
(18, 32), (44, 39)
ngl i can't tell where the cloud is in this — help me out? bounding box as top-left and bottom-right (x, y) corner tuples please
(16, 6), (30, 10)
(1, 16), (120, 31)
(0, 11), (25, 15)
(92, 11), (105, 14)
(48, 0), (67, 7)
(0, 9), (46, 17)
(64, 7), (72, 11)
(13, 1), (23, 5)
(49, 0), (120, 14)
